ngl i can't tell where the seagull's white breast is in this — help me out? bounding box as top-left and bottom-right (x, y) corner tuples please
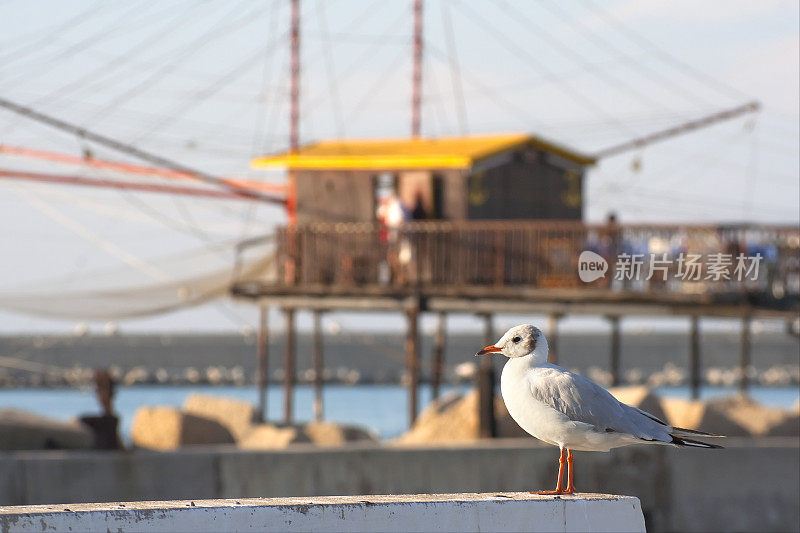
(500, 357), (574, 447)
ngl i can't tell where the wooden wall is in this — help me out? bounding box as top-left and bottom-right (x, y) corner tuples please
(293, 147), (586, 223)
(466, 147), (585, 220)
(296, 170), (375, 223)
(296, 168), (469, 222)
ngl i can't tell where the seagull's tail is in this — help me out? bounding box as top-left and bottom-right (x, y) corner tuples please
(670, 435), (724, 449)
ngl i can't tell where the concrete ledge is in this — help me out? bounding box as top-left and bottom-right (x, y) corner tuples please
(2, 439), (797, 531)
(0, 493), (645, 533)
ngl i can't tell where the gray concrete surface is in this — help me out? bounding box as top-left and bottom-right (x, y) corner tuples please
(0, 438), (797, 532)
(0, 493), (646, 533)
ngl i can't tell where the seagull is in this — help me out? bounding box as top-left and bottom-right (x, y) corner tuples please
(476, 324), (722, 495)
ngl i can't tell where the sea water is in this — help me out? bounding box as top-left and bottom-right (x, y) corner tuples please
(1, 383), (798, 443)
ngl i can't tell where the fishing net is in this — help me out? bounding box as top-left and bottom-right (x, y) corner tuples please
(0, 235), (275, 320)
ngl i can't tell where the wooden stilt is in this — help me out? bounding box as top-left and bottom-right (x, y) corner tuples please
(256, 305), (269, 423)
(478, 313), (497, 438)
(689, 315), (700, 400)
(406, 305), (420, 426)
(432, 312), (447, 402)
(312, 310), (324, 422)
(283, 308), (296, 424)
(739, 313), (751, 395)
(547, 313), (561, 365)
(608, 316), (620, 387)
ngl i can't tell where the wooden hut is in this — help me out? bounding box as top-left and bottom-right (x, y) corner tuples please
(252, 133), (596, 223)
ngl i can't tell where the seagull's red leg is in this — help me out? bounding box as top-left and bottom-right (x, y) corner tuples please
(535, 447), (566, 495)
(563, 449), (576, 494)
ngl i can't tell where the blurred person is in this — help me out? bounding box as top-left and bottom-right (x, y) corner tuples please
(376, 192), (410, 284)
(411, 190), (428, 220)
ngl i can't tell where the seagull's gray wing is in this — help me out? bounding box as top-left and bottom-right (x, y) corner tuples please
(527, 366), (672, 442)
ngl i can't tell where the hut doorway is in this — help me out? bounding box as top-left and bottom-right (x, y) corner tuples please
(398, 171), (443, 220)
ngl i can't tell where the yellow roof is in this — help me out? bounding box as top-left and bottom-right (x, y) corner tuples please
(252, 133), (595, 170)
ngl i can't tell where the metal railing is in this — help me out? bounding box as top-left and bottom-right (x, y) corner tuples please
(274, 221), (800, 297)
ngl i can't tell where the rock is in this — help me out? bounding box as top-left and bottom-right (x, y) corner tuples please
(661, 398), (707, 431)
(706, 396), (788, 436)
(688, 395), (798, 437)
(765, 412), (800, 437)
(661, 396), (758, 437)
(131, 406), (235, 450)
(0, 408), (93, 451)
(395, 389), (530, 445)
(238, 424), (311, 449)
(608, 386), (668, 423)
(395, 390), (478, 444)
(304, 421), (377, 446)
(182, 394), (257, 441)
(238, 421), (377, 449)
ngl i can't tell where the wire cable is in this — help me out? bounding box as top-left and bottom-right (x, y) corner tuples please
(316, 0), (346, 138)
(441, 0), (469, 135)
(0, 0), (111, 68)
(425, 44), (551, 132)
(538, 1), (719, 110)
(0, 0), (153, 88)
(453, 1), (638, 137)
(493, 0), (675, 115)
(579, 0), (753, 102)
(28, 2), (198, 109)
(251, 0), (283, 157)
(132, 23), (288, 143)
(81, 1), (262, 127)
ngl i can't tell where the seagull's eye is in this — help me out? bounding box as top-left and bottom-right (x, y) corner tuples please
(512, 336), (521, 343)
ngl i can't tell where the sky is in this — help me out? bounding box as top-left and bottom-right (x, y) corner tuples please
(0, 0), (797, 334)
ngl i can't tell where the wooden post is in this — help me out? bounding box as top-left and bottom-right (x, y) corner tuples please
(547, 313), (561, 365)
(689, 316), (700, 400)
(608, 316), (620, 387)
(739, 313), (751, 395)
(312, 310), (324, 422)
(256, 305), (269, 423)
(478, 314), (497, 438)
(432, 312), (447, 402)
(406, 305), (420, 426)
(283, 308), (296, 424)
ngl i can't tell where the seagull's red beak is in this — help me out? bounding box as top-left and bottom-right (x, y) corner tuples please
(475, 345), (502, 357)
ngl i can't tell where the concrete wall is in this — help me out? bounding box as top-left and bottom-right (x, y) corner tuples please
(0, 493), (645, 533)
(0, 438), (797, 532)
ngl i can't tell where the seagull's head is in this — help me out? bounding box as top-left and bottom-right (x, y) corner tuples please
(475, 324), (548, 361)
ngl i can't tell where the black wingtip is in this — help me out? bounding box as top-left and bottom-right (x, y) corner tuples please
(670, 435), (724, 449)
(672, 425), (724, 438)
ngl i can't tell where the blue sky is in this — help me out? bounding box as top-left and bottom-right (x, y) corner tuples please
(0, 0), (797, 333)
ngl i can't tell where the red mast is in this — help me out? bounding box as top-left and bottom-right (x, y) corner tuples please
(411, 0), (423, 137)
